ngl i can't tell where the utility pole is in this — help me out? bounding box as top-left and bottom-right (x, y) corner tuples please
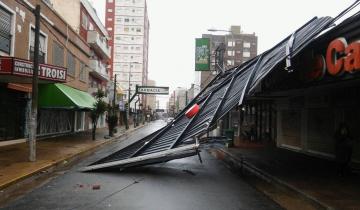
(173, 90), (176, 117)
(110, 74), (116, 136)
(215, 43), (226, 73)
(29, 5), (41, 162)
(185, 90), (188, 105)
(112, 74), (117, 110)
(126, 67), (131, 130)
(134, 96), (139, 128)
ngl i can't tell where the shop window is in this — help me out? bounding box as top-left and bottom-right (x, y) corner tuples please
(0, 6), (12, 54)
(30, 27), (47, 63)
(0, 88), (27, 140)
(52, 41), (64, 67)
(75, 111), (85, 131)
(67, 52), (76, 76)
(37, 110), (72, 136)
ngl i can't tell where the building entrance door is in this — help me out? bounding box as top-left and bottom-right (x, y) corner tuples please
(0, 86), (27, 141)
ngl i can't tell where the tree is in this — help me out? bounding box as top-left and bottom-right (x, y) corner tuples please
(107, 104), (118, 137)
(90, 90), (107, 140)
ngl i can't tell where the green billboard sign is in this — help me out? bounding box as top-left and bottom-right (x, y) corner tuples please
(195, 38), (210, 71)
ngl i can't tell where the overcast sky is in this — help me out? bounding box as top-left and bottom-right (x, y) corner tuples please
(92, 0), (356, 108)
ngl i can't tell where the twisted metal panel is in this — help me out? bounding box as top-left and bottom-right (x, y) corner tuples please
(84, 16), (334, 171)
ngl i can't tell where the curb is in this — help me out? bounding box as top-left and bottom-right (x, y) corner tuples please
(211, 146), (334, 210)
(0, 123), (148, 191)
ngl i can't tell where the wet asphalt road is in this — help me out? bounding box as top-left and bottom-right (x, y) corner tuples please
(2, 120), (281, 210)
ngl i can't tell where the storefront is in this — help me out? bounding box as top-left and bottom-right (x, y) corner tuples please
(0, 56), (95, 142)
(252, 18), (360, 162)
(38, 83), (95, 136)
(238, 100), (276, 143)
(0, 84), (29, 141)
(0, 56), (67, 142)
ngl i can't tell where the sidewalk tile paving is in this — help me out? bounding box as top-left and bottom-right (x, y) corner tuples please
(0, 126), (138, 190)
(218, 141), (360, 210)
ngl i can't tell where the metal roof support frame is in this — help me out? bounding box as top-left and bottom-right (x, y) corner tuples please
(82, 15), (339, 172)
(238, 55), (264, 105)
(208, 76), (235, 127)
(169, 91), (214, 149)
(80, 143), (199, 172)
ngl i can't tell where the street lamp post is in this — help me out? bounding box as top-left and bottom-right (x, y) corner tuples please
(207, 28), (236, 72)
(207, 28), (236, 137)
(126, 62), (140, 129)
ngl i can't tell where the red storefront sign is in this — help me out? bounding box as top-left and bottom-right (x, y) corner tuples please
(306, 37), (360, 81)
(326, 38), (360, 75)
(0, 57), (67, 82)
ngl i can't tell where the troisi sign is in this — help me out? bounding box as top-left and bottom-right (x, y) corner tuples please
(307, 37), (360, 80)
(0, 57), (67, 82)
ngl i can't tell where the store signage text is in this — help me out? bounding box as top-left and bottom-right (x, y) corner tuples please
(309, 37), (360, 80)
(136, 86), (169, 95)
(0, 57), (67, 82)
(326, 37), (360, 76)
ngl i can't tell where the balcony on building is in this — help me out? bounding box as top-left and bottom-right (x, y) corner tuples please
(87, 31), (111, 59)
(89, 59), (110, 81)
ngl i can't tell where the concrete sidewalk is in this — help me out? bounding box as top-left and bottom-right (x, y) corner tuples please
(0, 125), (144, 190)
(211, 142), (360, 210)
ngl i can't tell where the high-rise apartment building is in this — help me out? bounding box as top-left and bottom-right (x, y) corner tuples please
(52, 0), (111, 98)
(105, 0), (150, 109)
(197, 26), (257, 90)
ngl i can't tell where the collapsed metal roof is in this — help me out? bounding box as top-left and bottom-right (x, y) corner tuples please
(81, 16), (334, 172)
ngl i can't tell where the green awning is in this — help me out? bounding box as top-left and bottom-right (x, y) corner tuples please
(39, 83), (96, 110)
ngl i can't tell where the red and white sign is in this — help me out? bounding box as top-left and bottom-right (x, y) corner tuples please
(0, 57), (67, 82)
(326, 38), (360, 75)
(306, 37), (360, 81)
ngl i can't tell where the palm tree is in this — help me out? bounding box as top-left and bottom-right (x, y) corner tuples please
(90, 90), (107, 140)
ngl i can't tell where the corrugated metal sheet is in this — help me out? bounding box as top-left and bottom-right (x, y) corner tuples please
(81, 16), (334, 172)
